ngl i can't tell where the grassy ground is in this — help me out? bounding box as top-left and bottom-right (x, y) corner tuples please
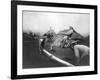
(23, 33), (89, 69)
(23, 39), (66, 69)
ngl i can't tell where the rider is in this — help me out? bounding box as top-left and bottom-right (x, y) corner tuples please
(61, 36), (68, 48)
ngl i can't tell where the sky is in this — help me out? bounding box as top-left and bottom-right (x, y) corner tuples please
(23, 11), (90, 37)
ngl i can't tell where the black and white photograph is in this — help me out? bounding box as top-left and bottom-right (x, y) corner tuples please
(23, 11), (90, 68)
(11, 1), (97, 79)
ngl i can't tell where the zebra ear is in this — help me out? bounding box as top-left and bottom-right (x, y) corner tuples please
(69, 26), (74, 31)
(71, 27), (76, 32)
(69, 26), (73, 29)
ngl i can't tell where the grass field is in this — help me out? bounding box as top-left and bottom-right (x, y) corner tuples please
(23, 33), (89, 69)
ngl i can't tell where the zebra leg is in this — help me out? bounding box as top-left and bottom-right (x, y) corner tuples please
(50, 44), (53, 51)
(50, 44), (55, 53)
(39, 40), (43, 54)
(39, 45), (42, 54)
